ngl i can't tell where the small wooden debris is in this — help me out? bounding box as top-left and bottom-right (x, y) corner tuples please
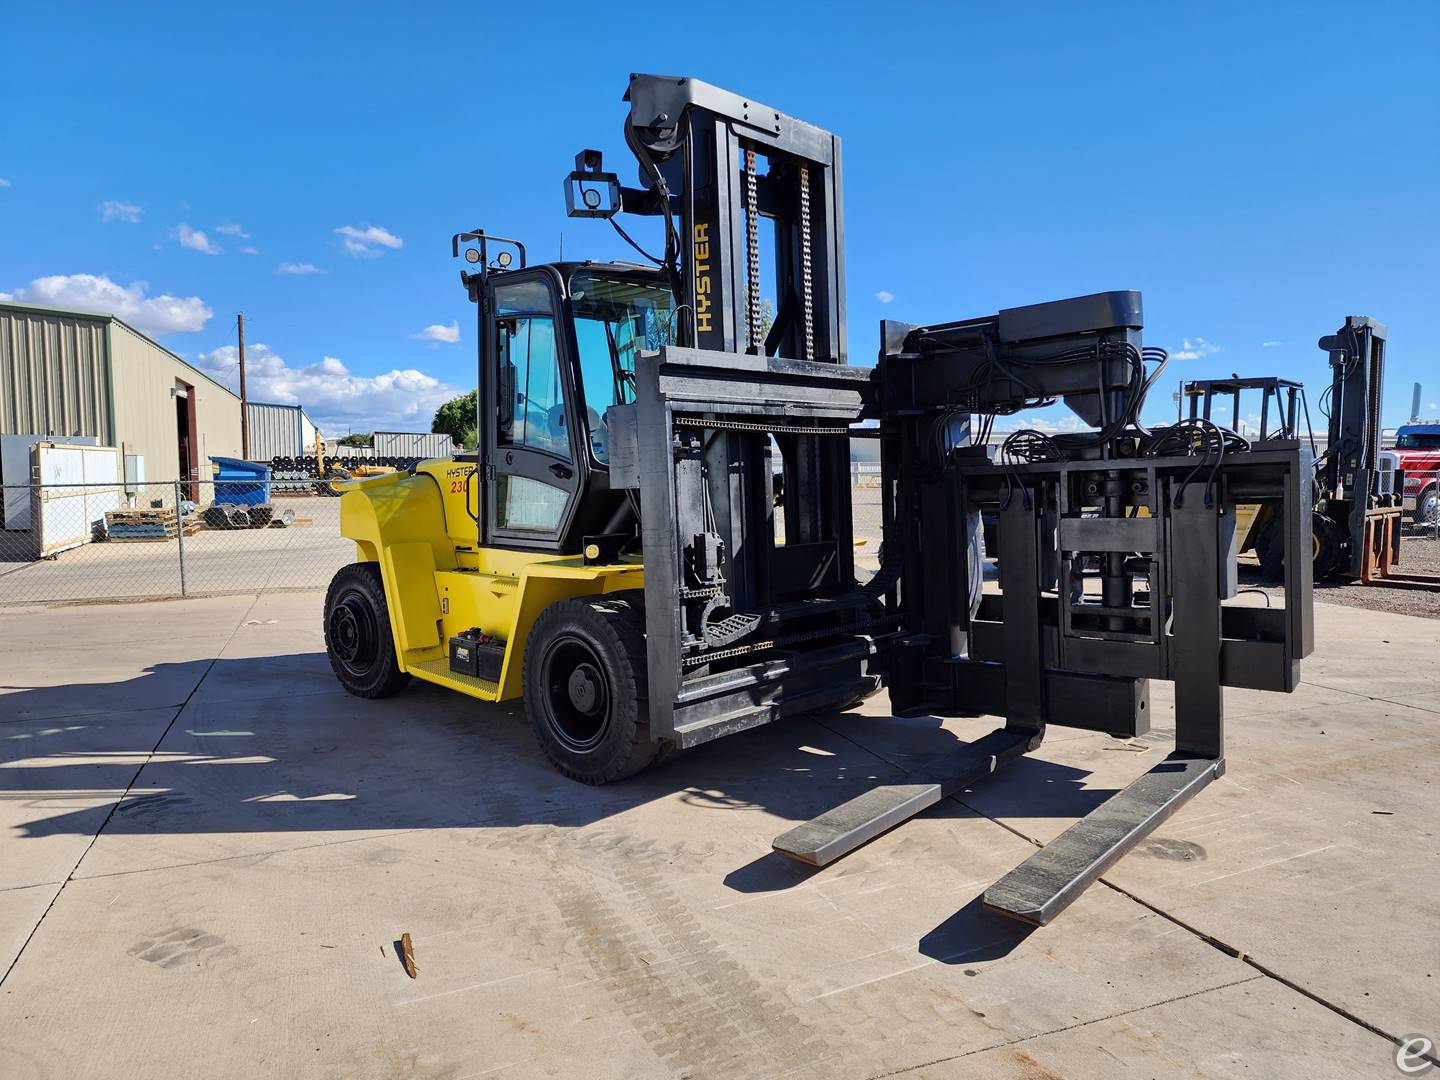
(399, 932), (417, 978)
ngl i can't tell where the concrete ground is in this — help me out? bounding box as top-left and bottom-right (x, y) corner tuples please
(0, 593), (1436, 1079)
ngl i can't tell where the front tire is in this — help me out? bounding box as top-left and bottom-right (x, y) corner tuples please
(319, 466), (351, 497)
(523, 593), (661, 784)
(1415, 487), (1439, 529)
(323, 563), (411, 698)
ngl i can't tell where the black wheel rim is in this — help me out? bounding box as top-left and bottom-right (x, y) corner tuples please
(540, 634), (612, 753)
(328, 589), (379, 679)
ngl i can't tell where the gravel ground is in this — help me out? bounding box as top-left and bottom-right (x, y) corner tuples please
(1243, 530), (1440, 620)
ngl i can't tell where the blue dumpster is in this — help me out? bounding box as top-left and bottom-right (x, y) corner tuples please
(210, 457), (272, 507)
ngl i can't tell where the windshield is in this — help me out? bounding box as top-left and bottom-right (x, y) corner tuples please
(569, 269), (674, 463)
(1397, 432), (1440, 450)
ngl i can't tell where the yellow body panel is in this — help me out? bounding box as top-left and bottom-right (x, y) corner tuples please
(1233, 502), (1263, 552)
(384, 542), (442, 651)
(1132, 501), (1268, 554)
(338, 458), (643, 704)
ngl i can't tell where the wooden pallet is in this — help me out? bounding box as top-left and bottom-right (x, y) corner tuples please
(108, 524), (201, 543)
(106, 507), (179, 526)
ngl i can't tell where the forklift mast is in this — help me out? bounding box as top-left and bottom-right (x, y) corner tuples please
(1319, 316), (1389, 577)
(564, 75), (873, 752)
(573, 74), (845, 364)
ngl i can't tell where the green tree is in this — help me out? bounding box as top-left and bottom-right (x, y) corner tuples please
(743, 288), (775, 349)
(433, 390), (478, 449)
(336, 433), (372, 448)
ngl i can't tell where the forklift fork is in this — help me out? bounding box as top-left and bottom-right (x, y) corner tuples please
(773, 727), (1041, 867)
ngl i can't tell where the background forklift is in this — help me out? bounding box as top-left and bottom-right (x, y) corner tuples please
(322, 73), (1315, 925)
(1184, 317), (1410, 582)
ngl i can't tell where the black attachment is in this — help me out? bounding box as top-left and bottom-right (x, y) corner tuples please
(565, 150), (622, 219)
(776, 289), (1315, 926)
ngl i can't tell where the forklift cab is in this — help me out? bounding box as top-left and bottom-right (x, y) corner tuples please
(465, 247), (674, 556)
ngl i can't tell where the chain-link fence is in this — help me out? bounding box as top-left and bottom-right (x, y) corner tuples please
(0, 475), (891, 606)
(3, 461), (1430, 608)
(1, 480), (348, 606)
(1407, 467), (1440, 540)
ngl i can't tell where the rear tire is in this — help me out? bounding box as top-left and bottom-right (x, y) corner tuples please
(524, 593), (661, 784)
(1255, 512), (1345, 581)
(323, 563), (411, 699)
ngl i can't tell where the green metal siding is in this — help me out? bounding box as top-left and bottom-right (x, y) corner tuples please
(0, 307), (112, 442)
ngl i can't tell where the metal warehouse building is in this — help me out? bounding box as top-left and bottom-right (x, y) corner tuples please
(373, 431), (458, 458)
(245, 400), (318, 461)
(0, 301), (242, 489)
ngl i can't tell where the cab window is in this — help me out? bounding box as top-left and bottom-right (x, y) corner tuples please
(494, 282), (571, 462)
(570, 270), (673, 463)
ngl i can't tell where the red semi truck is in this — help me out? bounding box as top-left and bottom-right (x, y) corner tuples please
(1392, 422), (1440, 525)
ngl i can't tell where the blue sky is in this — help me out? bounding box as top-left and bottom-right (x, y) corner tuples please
(2, 2), (1436, 435)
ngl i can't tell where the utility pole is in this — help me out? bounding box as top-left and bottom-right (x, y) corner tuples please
(238, 312), (249, 460)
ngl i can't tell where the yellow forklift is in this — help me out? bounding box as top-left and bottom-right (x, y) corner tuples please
(312, 432), (395, 496)
(323, 74), (1315, 925)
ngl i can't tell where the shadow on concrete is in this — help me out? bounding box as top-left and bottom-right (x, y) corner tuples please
(917, 896), (1035, 963)
(2, 653), (1104, 852)
(722, 851), (823, 894)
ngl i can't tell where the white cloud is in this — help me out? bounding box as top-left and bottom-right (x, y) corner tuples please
(335, 223), (403, 258)
(4, 274), (212, 334)
(1170, 337), (1222, 361)
(240, 246), (259, 256)
(275, 262), (324, 275)
(1261, 340), (1281, 348)
(176, 223), (221, 255)
(414, 320), (460, 344)
(0, 178), (11, 188)
(993, 415), (1087, 435)
(100, 200), (142, 223)
(215, 223), (250, 238)
(875, 290), (894, 304)
(196, 343), (461, 432)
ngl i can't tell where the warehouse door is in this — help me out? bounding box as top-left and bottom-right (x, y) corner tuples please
(175, 382), (198, 500)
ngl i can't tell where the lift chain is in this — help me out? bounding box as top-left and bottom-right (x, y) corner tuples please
(678, 584), (725, 600)
(744, 145), (761, 351)
(674, 416), (854, 436)
(798, 160), (814, 361)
